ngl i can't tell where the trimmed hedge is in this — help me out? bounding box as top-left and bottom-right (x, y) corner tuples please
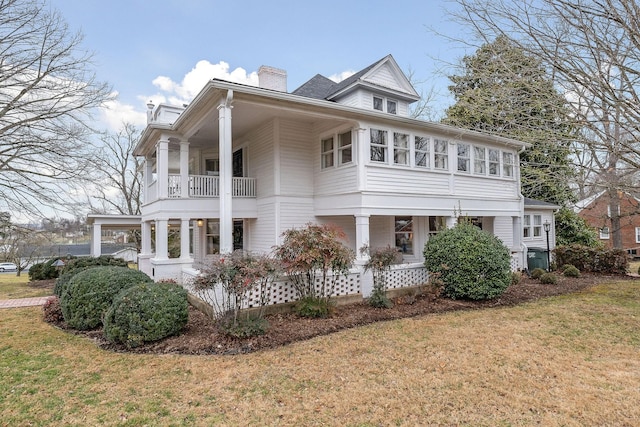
(424, 222), (511, 300)
(60, 266), (153, 330)
(554, 244), (628, 274)
(60, 255), (128, 276)
(103, 282), (188, 348)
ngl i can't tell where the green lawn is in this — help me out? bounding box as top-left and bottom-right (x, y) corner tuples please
(0, 274), (52, 299)
(1, 277), (639, 426)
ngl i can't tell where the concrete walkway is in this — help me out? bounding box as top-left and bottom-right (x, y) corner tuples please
(0, 296), (50, 309)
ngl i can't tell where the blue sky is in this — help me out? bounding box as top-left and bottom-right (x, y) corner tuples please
(49, 0), (471, 130)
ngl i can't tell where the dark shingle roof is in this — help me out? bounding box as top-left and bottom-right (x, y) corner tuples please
(524, 198), (560, 209)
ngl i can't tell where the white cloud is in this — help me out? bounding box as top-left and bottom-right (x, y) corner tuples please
(328, 70), (356, 83)
(100, 92), (147, 130)
(151, 60), (259, 105)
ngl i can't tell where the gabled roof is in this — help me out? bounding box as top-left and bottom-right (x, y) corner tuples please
(574, 190), (640, 212)
(292, 54), (420, 103)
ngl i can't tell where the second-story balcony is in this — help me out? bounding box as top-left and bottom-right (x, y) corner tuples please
(147, 175), (256, 202)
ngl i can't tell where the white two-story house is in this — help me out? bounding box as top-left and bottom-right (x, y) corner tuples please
(90, 55), (533, 295)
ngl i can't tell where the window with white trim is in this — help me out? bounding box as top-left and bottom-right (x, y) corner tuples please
(387, 100), (397, 114)
(370, 129), (387, 162)
(600, 226), (610, 240)
(395, 216), (413, 254)
(488, 149), (500, 176)
(415, 136), (430, 168)
(372, 95), (397, 114)
(503, 152), (514, 177)
(394, 132), (409, 165)
(474, 146), (486, 175)
(321, 137), (334, 169)
(523, 214), (541, 238)
(338, 131), (352, 165)
(373, 96), (383, 111)
(457, 143), (470, 172)
(434, 139), (448, 170)
(636, 227), (640, 243)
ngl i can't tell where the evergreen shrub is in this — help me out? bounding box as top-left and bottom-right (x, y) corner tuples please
(540, 272), (558, 284)
(530, 268), (546, 279)
(562, 264), (581, 277)
(60, 266), (153, 330)
(554, 244), (628, 274)
(103, 282), (188, 348)
(423, 222), (511, 300)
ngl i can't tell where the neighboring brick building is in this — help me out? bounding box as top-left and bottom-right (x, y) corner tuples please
(576, 191), (640, 256)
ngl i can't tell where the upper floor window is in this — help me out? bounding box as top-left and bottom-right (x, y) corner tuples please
(321, 137), (334, 169)
(600, 226), (610, 240)
(457, 143), (470, 173)
(474, 146), (486, 175)
(488, 149), (500, 176)
(370, 129), (387, 162)
(394, 132), (409, 165)
(372, 95), (397, 114)
(338, 131), (352, 165)
(434, 138), (448, 170)
(321, 131), (353, 169)
(503, 152), (514, 177)
(415, 136), (430, 168)
(636, 227), (640, 243)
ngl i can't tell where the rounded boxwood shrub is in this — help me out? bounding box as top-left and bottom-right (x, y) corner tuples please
(54, 266), (93, 298)
(424, 222), (511, 300)
(540, 272), (558, 284)
(562, 264), (581, 277)
(530, 268), (546, 280)
(103, 282), (188, 348)
(60, 266), (153, 330)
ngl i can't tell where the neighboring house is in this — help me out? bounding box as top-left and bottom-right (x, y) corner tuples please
(90, 55), (538, 296)
(576, 191), (640, 256)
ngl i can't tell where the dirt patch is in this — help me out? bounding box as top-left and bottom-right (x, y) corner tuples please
(51, 273), (636, 355)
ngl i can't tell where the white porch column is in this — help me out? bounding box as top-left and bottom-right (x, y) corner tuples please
(154, 219), (169, 260)
(512, 216), (522, 249)
(157, 138), (169, 199)
(354, 214), (370, 260)
(143, 158), (152, 203)
(446, 216), (458, 229)
(180, 140), (189, 198)
(180, 219), (192, 260)
(218, 91), (234, 254)
(141, 221), (152, 255)
(91, 223), (102, 257)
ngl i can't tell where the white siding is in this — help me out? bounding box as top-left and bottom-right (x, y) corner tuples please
(454, 175), (518, 199)
(370, 215), (393, 249)
(279, 199), (315, 233)
(279, 120), (314, 196)
(365, 62), (403, 92)
(316, 166), (358, 195)
(317, 216), (357, 251)
(248, 202), (276, 253)
(493, 216), (513, 248)
(247, 121), (275, 197)
(367, 167), (451, 195)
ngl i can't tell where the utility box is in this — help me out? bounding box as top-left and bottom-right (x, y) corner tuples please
(527, 247), (549, 271)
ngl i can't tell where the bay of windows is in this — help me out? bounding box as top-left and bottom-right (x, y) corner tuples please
(457, 143), (470, 172)
(415, 136), (430, 168)
(474, 146), (486, 175)
(394, 132), (409, 165)
(434, 139), (448, 170)
(370, 128), (387, 162)
(321, 130), (353, 169)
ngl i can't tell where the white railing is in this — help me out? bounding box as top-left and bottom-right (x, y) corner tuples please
(166, 175), (256, 199)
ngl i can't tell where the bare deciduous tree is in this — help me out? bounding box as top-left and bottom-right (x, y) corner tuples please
(0, 0), (111, 218)
(446, 0), (640, 248)
(87, 123), (142, 216)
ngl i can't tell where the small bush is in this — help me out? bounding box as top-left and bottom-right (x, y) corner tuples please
(511, 271), (522, 286)
(530, 268), (546, 279)
(562, 265), (581, 277)
(42, 296), (64, 323)
(424, 222), (511, 300)
(28, 258), (62, 281)
(295, 296), (334, 318)
(368, 287), (393, 308)
(217, 314), (269, 338)
(103, 282), (188, 348)
(540, 272), (558, 284)
(60, 266), (153, 330)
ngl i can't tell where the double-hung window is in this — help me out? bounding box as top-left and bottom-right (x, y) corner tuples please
(338, 131), (352, 165)
(434, 139), (448, 170)
(321, 137), (334, 169)
(503, 152), (514, 177)
(372, 96), (397, 114)
(488, 149), (500, 176)
(523, 215), (531, 238)
(387, 100), (397, 114)
(457, 143), (470, 172)
(370, 129), (387, 162)
(474, 146), (486, 175)
(636, 227), (640, 243)
(415, 136), (430, 168)
(600, 227), (610, 239)
(533, 215), (542, 237)
(523, 214), (541, 238)
(394, 132), (409, 165)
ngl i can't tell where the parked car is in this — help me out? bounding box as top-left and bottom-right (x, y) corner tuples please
(0, 262), (17, 272)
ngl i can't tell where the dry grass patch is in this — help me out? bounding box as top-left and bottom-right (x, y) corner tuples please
(0, 274), (53, 299)
(1, 279), (640, 426)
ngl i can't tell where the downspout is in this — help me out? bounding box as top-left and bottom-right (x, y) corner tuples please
(517, 144), (527, 271)
(219, 89), (234, 254)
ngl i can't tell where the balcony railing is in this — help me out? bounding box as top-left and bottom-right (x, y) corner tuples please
(167, 174), (256, 198)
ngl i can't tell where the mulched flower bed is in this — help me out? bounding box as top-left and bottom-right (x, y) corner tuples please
(44, 273), (637, 355)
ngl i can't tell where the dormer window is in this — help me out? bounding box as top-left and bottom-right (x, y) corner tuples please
(372, 96), (397, 114)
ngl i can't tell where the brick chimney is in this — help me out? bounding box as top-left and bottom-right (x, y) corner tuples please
(258, 66), (287, 92)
